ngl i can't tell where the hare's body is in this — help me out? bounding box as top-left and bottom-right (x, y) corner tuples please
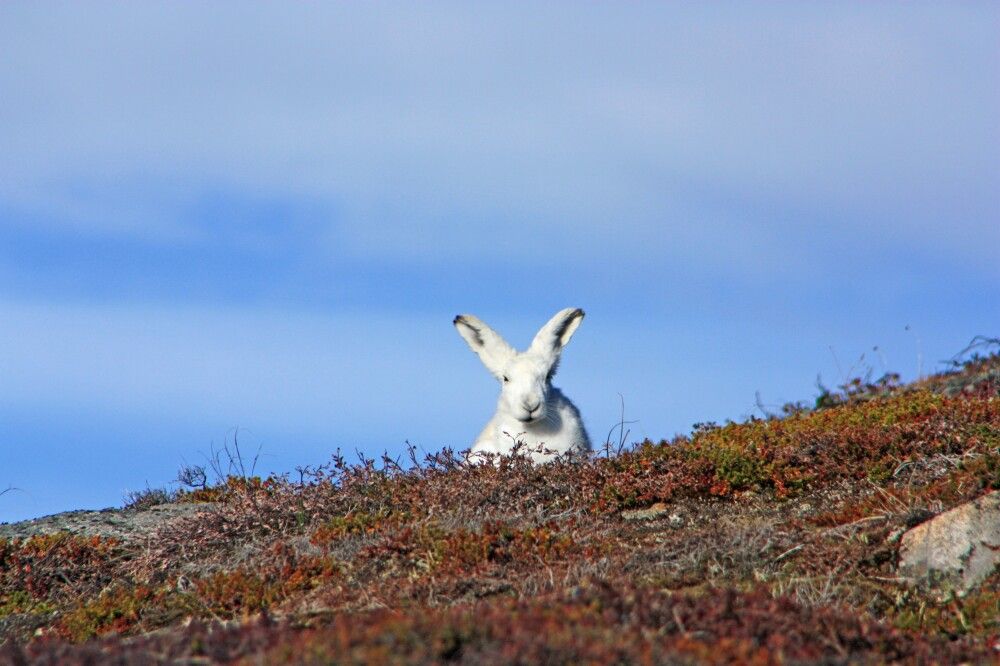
(454, 308), (591, 464)
(472, 387), (589, 462)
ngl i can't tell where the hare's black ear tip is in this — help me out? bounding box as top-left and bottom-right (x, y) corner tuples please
(453, 315), (465, 326)
(574, 308), (585, 318)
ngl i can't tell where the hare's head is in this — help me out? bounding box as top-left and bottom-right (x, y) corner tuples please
(454, 308), (585, 424)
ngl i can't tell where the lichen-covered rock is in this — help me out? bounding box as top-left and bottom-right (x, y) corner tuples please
(898, 490), (1000, 593)
(0, 502), (217, 543)
(621, 502), (670, 521)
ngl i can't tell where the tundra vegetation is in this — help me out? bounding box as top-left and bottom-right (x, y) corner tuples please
(1, 343), (999, 664)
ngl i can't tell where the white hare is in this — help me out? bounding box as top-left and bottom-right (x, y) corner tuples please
(454, 307), (591, 463)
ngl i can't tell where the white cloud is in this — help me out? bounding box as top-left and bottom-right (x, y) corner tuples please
(0, 3), (996, 275)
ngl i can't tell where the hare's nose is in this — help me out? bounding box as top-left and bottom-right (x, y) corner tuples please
(523, 399), (541, 413)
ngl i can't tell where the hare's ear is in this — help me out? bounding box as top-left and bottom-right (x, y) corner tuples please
(529, 308), (585, 359)
(454, 314), (516, 377)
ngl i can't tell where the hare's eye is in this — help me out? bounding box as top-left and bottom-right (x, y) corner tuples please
(502, 375), (509, 383)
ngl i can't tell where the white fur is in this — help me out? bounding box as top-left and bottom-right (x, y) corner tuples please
(454, 308), (591, 463)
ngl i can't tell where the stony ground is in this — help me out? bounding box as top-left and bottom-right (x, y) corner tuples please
(1, 348), (998, 664)
(0, 504), (215, 544)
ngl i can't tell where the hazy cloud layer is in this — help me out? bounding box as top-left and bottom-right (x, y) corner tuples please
(2, 3), (996, 276)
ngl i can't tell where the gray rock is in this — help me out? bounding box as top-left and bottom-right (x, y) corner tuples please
(898, 490), (1000, 593)
(0, 502), (217, 543)
(621, 502), (670, 522)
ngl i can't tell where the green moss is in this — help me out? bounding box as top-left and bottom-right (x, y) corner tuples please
(865, 460), (894, 483)
(59, 586), (160, 641)
(312, 507), (398, 544)
(194, 554), (341, 618)
(710, 445), (768, 490)
(0, 590), (55, 618)
(891, 576), (1000, 638)
(195, 570), (282, 616)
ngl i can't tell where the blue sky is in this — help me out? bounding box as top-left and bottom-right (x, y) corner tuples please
(1, 3), (997, 522)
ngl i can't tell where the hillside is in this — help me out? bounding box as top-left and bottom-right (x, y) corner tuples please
(1, 346), (999, 664)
